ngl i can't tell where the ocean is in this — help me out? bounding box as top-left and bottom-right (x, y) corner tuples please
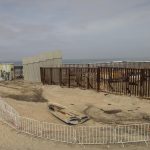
(1, 58), (150, 66)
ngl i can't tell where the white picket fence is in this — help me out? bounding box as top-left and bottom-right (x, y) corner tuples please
(0, 98), (150, 145)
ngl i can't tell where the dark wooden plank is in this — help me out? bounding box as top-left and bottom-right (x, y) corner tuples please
(40, 68), (43, 84)
(68, 68), (70, 88)
(59, 68), (62, 86)
(97, 67), (100, 92)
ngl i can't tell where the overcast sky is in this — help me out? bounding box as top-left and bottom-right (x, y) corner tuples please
(0, 0), (150, 61)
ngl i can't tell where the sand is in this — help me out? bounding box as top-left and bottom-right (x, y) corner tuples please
(43, 85), (150, 125)
(0, 123), (150, 150)
(0, 80), (150, 125)
(0, 80), (150, 149)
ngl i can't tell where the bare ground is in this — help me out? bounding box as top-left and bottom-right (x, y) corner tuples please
(0, 80), (150, 149)
(0, 123), (150, 150)
(0, 80), (47, 102)
(0, 80), (150, 125)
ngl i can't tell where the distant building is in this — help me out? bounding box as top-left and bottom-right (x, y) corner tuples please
(0, 63), (14, 80)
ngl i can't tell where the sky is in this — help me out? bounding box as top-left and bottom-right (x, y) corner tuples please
(0, 0), (150, 61)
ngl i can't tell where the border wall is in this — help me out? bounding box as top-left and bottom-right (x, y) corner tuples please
(23, 51), (62, 82)
(41, 67), (150, 99)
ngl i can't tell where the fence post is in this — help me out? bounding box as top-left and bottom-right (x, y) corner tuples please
(50, 68), (53, 84)
(73, 127), (77, 144)
(43, 68), (46, 84)
(97, 67), (100, 92)
(40, 68), (43, 83)
(59, 68), (62, 86)
(68, 67), (70, 88)
(87, 64), (90, 89)
(140, 69), (144, 97)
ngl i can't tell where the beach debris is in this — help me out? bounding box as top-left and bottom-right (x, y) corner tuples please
(143, 114), (150, 121)
(101, 109), (122, 114)
(128, 110), (133, 112)
(48, 103), (89, 125)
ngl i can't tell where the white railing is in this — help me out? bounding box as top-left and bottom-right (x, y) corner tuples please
(0, 98), (20, 129)
(0, 98), (150, 145)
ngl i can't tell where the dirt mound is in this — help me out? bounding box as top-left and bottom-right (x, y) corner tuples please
(6, 89), (47, 102)
(0, 80), (47, 102)
(83, 105), (144, 124)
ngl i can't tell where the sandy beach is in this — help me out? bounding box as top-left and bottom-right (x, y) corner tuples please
(0, 80), (150, 125)
(0, 122), (150, 150)
(0, 80), (150, 149)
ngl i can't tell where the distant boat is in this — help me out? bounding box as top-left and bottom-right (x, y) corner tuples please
(48, 103), (89, 125)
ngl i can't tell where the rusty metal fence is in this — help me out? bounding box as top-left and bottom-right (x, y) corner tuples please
(40, 67), (150, 99)
(0, 98), (150, 145)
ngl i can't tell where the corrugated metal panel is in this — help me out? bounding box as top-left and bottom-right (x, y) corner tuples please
(23, 50), (62, 82)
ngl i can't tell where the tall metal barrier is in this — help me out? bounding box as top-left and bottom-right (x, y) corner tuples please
(23, 50), (62, 82)
(0, 98), (150, 145)
(40, 67), (150, 99)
